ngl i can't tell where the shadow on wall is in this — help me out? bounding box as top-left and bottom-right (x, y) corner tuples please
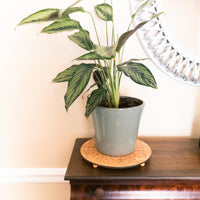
(191, 89), (200, 138)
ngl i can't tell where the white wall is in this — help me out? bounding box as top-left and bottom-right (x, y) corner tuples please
(161, 0), (200, 59)
(0, 183), (69, 200)
(1, 0), (200, 169)
(1, 0), (200, 199)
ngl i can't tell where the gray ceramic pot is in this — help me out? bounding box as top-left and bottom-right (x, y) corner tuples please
(92, 97), (144, 157)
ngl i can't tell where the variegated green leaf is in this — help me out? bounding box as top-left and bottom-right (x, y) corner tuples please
(41, 18), (81, 33)
(68, 30), (94, 51)
(117, 62), (157, 88)
(64, 63), (94, 111)
(95, 3), (113, 21)
(94, 44), (116, 59)
(18, 9), (60, 25)
(151, 12), (164, 20)
(85, 87), (107, 117)
(52, 65), (81, 83)
(62, 7), (85, 18)
(75, 52), (107, 60)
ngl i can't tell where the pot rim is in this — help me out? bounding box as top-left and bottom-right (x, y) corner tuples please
(96, 96), (144, 111)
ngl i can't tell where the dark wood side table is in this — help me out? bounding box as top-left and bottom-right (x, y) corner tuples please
(65, 137), (200, 200)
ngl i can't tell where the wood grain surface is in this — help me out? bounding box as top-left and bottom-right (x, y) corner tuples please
(65, 137), (200, 181)
(65, 137), (200, 200)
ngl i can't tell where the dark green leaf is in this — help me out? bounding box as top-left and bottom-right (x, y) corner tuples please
(117, 62), (157, 88)
(75, 52), (110, 60)
(64, 63), (94, 111)
(95, 3), (113, 21)
(120, 58), (149, 66)
(68, 30), (94, 51)
(62, 7), (85, 18)
(116, 11), (163, 52)
(94, 44), (116, 59)
(116, 21), (147, 52)
(93, 68), (108, 88)
(41, 18), (81, 33)
(18, 9), (60, 25)
(85, 87), (107, 117)
(52, 65), (80, 83)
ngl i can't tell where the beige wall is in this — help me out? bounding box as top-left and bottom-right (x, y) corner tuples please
(1, 0), (200, 199)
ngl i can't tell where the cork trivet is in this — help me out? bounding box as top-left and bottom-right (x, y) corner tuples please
(80, 138), (152, 169)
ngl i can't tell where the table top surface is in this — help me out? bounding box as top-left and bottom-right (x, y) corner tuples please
(65, 137), (200, 181)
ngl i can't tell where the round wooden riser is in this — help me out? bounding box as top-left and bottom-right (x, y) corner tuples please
(80, 138), (152, 169)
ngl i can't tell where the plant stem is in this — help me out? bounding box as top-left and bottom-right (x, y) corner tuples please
(85, 11), (101, 45)
(69, 0), (82, 8)
(113, 59), (120, 108)
(120, 15), (135, 61)
(120, 0), (150, 61)
(106, 22), (109, 46)
(111, 0), (115, 45)
(107, 0), (119, 108)
(108, 57), (120, 108)
(104, 0), (109, 45)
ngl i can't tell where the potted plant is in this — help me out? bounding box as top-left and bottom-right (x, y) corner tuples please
(18, 0), (162, 156)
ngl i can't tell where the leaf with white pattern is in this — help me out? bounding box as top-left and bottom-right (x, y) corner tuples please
(64, 63), (94, 111)
(41, 18), (81, 33)
(95, 3), (113, 21)
(52, 65), (81, 83)
(18, 9), (60, 25)
(68, 30), (94, 51)
(75, 52), (110, 60)
(117, 62), (157, 88)
(62, 7), (85, 18)
(94, 44), (116, 59)
(85, 87), (107, 117)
